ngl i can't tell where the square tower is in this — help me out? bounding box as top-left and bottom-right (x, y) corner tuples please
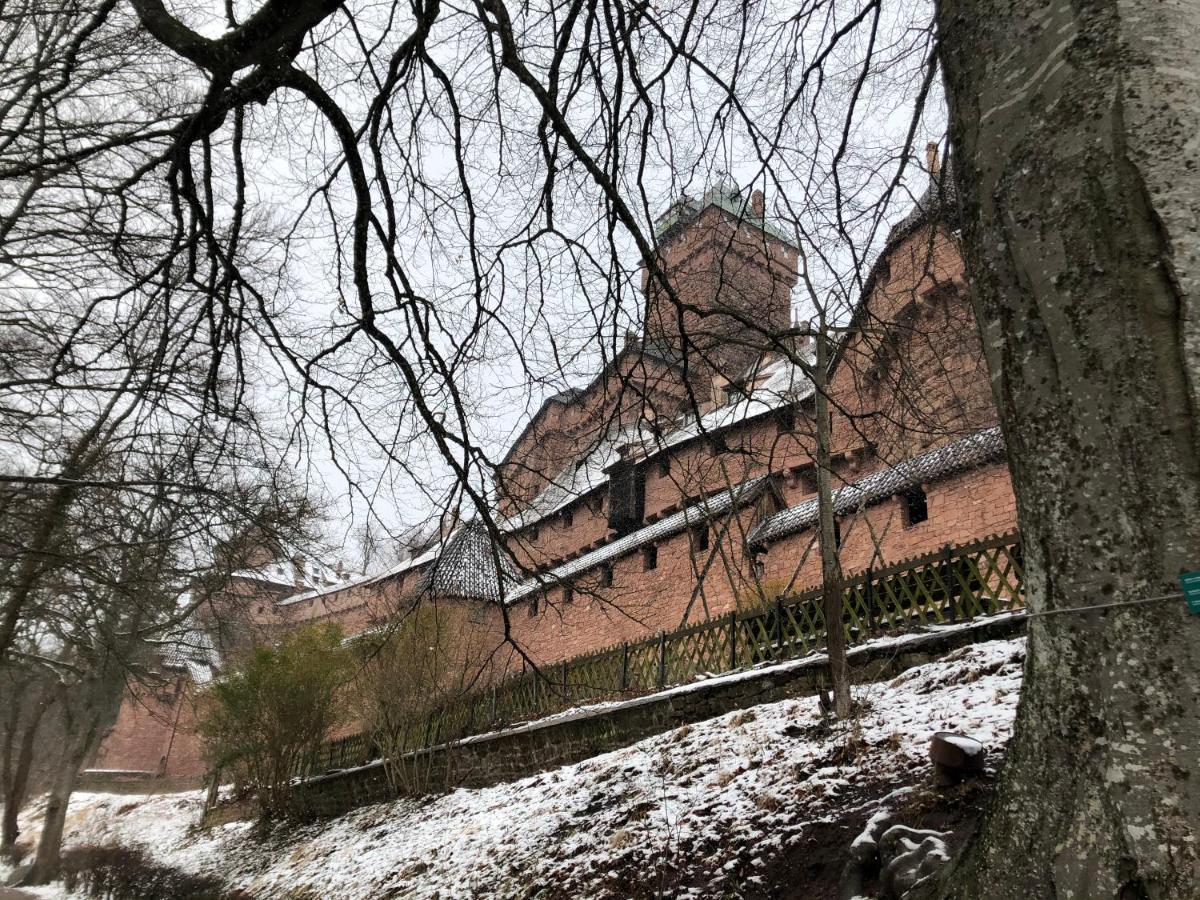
(643, 184), (799, 383)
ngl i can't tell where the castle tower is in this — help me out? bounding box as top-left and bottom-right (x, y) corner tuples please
(643, 183), (800, 386)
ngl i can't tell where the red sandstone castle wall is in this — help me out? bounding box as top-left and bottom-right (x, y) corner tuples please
(89, 677), (206, 780)
(757, 462), (1018, 593)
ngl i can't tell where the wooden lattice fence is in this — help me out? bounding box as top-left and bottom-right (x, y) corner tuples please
(300, 531), (1023, 778)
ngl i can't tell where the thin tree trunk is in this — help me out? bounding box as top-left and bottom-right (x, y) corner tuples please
(1, 694), (48, 849)
(814, 327), (851, 718)
(936, 0), (1200, 895)
(24, 719), (94, 885)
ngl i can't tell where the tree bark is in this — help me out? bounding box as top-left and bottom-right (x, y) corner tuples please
(1, 691), (49, 849)
(24, 718), (95, 884)
(936, 0), (1200, 895)
(814, 327), (852, 719)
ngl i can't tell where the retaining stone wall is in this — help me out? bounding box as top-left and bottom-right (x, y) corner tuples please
(286, 614), (1025, 819)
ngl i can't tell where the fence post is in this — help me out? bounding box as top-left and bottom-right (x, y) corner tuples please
(562, 660), (569, 703)
(773, 598), (783, 658)
(620, 642), (629, 693)
(728, 611), (738, 670)
(865, 568), (875, 631)
(943, 543), (957, 622)
(657, 631), (667, 688)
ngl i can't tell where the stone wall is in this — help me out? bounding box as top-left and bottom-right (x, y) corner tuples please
(286, 614), (1025, 820)
(88, 676), (207, 781)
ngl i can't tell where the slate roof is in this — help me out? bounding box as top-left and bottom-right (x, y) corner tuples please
(506, 475), (777, 605)
(410, 519), (520, 604)
(885, 161), (958, 247)
(157, 625), (221, 684)
(747, 427), (1006, 548)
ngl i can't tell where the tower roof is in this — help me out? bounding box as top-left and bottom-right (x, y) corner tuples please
(410, 519), (520, 604)
(653, 183), (796, 248)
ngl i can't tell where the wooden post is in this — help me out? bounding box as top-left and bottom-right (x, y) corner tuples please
(943, 543), (957, 622)
(620, 642), (629, 693)
(728, 611), (738, 670)
(865, 568), (875, 631)
(657, 631), (667, 688)
(562, 660), (569, 702)
(773, 598), (783, 657)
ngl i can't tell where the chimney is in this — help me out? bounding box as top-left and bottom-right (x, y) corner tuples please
(925, 142), (941, 178)
(750, 189), (765, 218)
(292, 553), (306, 589)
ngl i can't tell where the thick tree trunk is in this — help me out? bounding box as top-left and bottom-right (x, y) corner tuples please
(24, 724), (92, 885)
(936, 0), (1200, 896)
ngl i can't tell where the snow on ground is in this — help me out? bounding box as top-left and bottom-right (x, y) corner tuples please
(11, 638), (1026, 899)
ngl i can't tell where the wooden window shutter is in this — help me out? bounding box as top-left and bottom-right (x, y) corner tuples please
(607, 459), (645, 534)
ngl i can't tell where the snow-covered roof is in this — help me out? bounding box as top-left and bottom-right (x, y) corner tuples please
(231, 551), (347, 592)
(277, 541), (441, 608)
(633, 352), (813, 464)
(156, 626), (221, 684)
(654, 182), (796, 247)
(410, 520), (520, 605)
(506, 475), (777, 604)
(502, 353), (811, 535)
(499, 419), (646, 532)
(747, 427), (1005, 547)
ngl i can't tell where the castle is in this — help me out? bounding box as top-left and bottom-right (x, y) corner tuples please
(88, 154), (1019, 783)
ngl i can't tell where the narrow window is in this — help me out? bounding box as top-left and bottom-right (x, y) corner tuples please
(529, 524), (540, 542)
(562, 583), (574, 604)
(529, 595), (540, 617)
(642, 545), (658, 571)
(599, 564), (614, 588)
(902, 488), (929, 527)
(691, 523), (710, 552)
(833, 518), (843, 550)
(658, 456), (670, 477)
(562, 508), (574, 528)
(775, 405), (796, 433)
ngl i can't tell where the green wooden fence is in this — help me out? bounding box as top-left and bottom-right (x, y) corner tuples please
(301, 531), (1023, 777)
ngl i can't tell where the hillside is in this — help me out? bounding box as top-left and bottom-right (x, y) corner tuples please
(8, 638), (1025, 899)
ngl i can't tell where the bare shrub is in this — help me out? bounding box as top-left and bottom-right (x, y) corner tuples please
(59, 844), (250, 900)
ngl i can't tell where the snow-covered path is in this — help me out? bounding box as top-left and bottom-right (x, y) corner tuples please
(11, 638), (1026, 899)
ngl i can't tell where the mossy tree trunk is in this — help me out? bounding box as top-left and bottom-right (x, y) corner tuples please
(936, 0), (1200, 895)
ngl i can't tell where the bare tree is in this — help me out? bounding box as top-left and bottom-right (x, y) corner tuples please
(2, 0), (1196, 892)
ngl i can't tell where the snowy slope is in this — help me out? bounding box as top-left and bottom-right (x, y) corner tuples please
(14, 638), (1025, 899)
